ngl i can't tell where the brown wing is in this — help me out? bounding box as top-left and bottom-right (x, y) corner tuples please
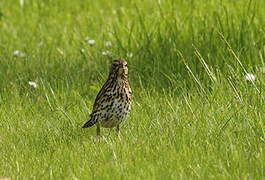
(91, 79), (113, 114)
(82, 79), (112, 128)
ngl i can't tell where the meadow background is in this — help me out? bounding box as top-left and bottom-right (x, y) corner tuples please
(0, 0), (265, 179)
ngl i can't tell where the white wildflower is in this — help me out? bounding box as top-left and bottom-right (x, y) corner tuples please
(28, 81), (38, 88)
(245, 73), (256, 82)
(126, 52), (133, 58)
(13, 50), (20, 56)
(13, 50), (26, 57)
(102, 50), (111, 56)
(19, 0), (24, 7)
(104, 41), (112, 47)
(87, 39), (95, 45)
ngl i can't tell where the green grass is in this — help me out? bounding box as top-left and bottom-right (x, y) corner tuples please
(1, 0), (265, 179)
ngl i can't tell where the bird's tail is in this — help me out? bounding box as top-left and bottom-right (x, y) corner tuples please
(82, 118), (96, 128)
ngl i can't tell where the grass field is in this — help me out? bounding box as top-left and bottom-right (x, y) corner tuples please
(1, 0), (265, 179)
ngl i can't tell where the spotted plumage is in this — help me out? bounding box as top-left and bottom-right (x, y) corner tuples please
(82, 59), (132, 135)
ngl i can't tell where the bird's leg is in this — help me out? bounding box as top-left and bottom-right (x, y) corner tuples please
(116, 125), (120, 137)
(116, 125), (122, 140)
(116, 125), (120, 135)
(107, 128), (112, 136)
(96, 124), (101, 136)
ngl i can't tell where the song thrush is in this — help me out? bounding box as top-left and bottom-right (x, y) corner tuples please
(82, 59), (132, 135)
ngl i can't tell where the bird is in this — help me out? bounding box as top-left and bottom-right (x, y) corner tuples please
(82, 59), (132, 136)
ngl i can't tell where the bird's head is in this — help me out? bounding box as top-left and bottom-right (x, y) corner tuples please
(109, 59), (128, 79)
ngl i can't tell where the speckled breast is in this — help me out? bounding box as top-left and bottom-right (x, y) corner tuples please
(100, 98), (131, 128)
